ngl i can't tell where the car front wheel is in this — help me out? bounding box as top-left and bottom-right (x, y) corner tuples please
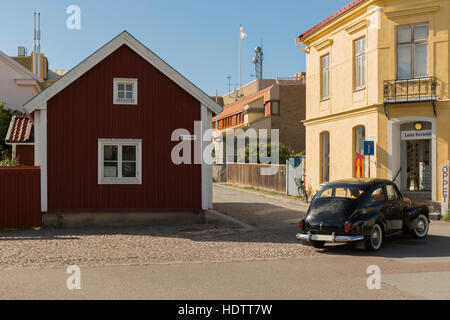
(412, 214), (429, 239)
(364, 224), (383, 251)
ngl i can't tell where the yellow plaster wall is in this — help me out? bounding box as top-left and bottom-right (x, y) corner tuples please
(300, 0), (449, 202)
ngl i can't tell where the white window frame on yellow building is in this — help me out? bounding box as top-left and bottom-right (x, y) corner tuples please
(320, 54), (330, 101)
(396, 23), (429, 80)
(353, 37), (366, 91)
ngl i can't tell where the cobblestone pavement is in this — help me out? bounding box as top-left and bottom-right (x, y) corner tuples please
(0, 221), (318, 270)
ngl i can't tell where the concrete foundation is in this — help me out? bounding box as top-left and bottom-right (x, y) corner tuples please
(42, 211), (206, 228)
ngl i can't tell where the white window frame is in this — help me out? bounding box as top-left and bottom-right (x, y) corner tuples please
(354, 37), (366, 90)
(396, 24), (429, 79)
(113, 78), (138, 105)
(321, 54), (330, 100)
(98, 139), (142, 184)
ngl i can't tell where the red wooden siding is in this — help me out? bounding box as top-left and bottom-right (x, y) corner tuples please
(47, 45), (202, 212)
(0, 167), (41, 228)
(17, 145), (34, 166)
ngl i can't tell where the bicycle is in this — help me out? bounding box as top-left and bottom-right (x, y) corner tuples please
(294, 175), (309, 203)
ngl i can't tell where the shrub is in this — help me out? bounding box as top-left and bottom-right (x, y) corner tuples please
(442, 210), (450, 222)
(0, 154), (20, 167)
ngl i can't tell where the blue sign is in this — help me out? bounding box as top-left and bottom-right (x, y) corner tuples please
(364, 141), (375, 156)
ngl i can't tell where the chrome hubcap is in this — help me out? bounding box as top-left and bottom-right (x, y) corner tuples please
(415, 216), (428, 236)
(371, 226), (381, 248)
(417, 220), (425, 232)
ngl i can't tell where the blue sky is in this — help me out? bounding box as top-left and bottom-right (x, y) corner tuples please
(1, 0), (350, 96)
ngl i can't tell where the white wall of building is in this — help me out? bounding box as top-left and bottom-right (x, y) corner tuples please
(0, 52), (41, 112)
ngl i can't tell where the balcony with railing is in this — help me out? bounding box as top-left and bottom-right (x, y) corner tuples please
(384, 77), (438, 104)
(383, 77), (438, 118)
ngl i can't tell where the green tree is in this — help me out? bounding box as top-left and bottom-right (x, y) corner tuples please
(0, 101), (23, 159)
(238, 142), (294, 164)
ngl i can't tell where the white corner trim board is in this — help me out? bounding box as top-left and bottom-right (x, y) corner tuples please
(23, 31), (223, 115)
(201, 104), (213, 210)
(40, 108), (48, 212)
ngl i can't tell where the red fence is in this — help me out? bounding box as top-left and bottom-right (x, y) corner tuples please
(0, 166), (41, 229)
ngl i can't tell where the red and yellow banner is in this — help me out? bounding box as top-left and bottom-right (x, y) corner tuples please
(356, 152), (365, 178)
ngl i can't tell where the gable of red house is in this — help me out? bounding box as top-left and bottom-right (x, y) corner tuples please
(23, 31), (222, 217)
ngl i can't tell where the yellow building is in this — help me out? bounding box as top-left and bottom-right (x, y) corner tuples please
(297, 0), (449, 210)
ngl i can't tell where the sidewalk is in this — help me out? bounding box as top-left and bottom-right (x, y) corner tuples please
(214, 183), (310, 211)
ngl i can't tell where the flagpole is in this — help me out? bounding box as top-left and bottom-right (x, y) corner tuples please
(239, 25), (242, 92)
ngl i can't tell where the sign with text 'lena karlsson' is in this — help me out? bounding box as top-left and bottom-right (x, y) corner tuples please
(401, 130), (432, 140)
(442, 162), (449, 216)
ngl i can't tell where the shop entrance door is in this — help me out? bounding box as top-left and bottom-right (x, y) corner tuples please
(405, 139), (431, 191)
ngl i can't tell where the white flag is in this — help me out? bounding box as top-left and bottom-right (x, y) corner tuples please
(240, 26), (247, 39)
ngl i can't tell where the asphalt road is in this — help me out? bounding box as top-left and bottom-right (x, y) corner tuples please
(1, 184), (449, 300)
(213, 184), (450, 300)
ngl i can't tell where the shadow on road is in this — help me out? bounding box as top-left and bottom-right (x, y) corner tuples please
(1, 198), (449, 261)
(309, 233), (450, 259)
(213, 202), (306, 228)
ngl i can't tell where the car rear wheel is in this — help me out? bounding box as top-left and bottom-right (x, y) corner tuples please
(311, 241), (325, 248)
(364, 224), (383, 251)
(412, 214), (429, 239)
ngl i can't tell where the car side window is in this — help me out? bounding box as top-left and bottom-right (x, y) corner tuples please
(393, 184), (403, 200)
(386, 184), (400, 201)
(371, 187), (386, 203)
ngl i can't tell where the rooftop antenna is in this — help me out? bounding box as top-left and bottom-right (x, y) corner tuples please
(226, 75), (232, 93)
(33, 12), (37, 75)
(252, 40), (263, 80)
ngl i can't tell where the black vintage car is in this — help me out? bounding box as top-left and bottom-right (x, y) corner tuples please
(296, 179), (430, 251)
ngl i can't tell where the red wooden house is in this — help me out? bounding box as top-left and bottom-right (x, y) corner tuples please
(22, 31), (222, 226)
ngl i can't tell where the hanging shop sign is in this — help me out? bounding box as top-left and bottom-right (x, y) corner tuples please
(401, 130), (432, 140)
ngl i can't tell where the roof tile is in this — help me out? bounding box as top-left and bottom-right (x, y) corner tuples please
(298, 0), (366, 40)
(6, 116), (34, 143)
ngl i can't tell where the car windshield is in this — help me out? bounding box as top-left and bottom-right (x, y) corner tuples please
(317, 186), (364, 199)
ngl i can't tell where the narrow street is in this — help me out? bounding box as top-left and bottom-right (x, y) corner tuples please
(1, 184), (449, 300)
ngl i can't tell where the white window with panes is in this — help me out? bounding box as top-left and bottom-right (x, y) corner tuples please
(321, 54), (330, 100)
(354, 37), (366, 90)
(98, 139), (142, 184)
(113, 78), (138, 105)
(397, 24), (428, 79)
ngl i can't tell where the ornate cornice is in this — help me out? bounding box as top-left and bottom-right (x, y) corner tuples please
(345, 19), (368, 34)
(313, 39), (334, 51)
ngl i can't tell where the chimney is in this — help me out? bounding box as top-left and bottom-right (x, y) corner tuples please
(17, 46), (27, 57)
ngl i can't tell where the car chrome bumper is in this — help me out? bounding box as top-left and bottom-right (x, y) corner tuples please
(296, 232), (364, 243)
